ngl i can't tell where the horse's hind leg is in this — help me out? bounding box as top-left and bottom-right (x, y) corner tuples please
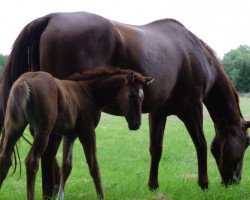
(148, 112), (167, 190)
(79, 128), (104, 198)
(178, 101), (208, 189)
(57, 137), (75, 200)
(25, 129), (51, 200)
(40, 134), (62, 199)
(0, 127), (24, 187)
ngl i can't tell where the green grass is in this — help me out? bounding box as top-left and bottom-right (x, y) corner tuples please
(1, 97), (250, 199)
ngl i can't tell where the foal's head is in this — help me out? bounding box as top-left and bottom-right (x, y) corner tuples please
(116, 72), (154, 130)
(211, 120), (250, 185)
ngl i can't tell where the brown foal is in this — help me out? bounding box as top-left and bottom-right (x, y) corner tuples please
(0, 66), (154, 200)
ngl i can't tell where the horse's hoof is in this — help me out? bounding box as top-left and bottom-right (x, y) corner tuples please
(148, 182), (159, 191)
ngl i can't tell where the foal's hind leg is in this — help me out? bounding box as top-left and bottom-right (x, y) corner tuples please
(25, 130), (51, 200)
(0, 127), (24, 187)
(57, 137), (75, 200)
(79, 128), (104, 198)
(148, 112), (167, 190)
(178, 101), (208, 189)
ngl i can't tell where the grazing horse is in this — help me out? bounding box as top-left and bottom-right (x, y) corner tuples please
(0, 67), (153, 200)
(0, 11), (249, 199)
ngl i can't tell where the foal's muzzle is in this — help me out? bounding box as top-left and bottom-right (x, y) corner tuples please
(126, 116), (141, 130)
(128, 121), (141, 130)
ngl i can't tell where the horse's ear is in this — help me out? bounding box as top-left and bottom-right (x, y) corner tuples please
(125, 73), (135, 83)
(144, 76), (154, 85)
(244, 120), (250, 130)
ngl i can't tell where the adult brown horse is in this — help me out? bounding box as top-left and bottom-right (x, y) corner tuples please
(0, 11), (249, 199)
(0, 67), (153, 200)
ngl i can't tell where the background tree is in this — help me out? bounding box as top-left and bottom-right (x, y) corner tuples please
(0, 54), (8, 72)
(222, 45), (250, 92)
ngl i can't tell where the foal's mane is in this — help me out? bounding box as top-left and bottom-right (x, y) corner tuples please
(67, 66), (134, 81)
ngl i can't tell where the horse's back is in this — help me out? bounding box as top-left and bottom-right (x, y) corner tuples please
(40, 12), (117, 78)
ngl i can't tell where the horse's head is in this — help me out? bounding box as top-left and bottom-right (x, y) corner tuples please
(211, 120), (250, 185)
(116, 72), (154, 130)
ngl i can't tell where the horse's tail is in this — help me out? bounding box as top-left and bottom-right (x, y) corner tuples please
(0, 15), (50, 130)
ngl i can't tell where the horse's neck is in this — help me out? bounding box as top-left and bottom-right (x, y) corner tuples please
(204, 71), (242, 136)
(84, 75), (124, 108)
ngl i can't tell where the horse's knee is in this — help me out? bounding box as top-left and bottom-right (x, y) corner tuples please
(88, 161), (100, 178)
(197, 140), (207, 156)
(149, 145), (163, 160)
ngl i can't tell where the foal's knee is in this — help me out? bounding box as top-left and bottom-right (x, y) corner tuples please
(25, 156), (39, 174)
(62, 160), (72, 177)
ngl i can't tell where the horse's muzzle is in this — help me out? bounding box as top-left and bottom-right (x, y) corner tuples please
(221, 174), (241, 186)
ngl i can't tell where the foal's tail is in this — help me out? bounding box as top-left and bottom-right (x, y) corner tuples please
(0, 15), (50, 131)
(4, 80), (31, 177)
(7, 81), (30, 127)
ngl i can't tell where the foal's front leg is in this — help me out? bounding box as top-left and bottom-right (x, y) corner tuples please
(79, 127), (104, 198)
(57, 136), (75, 200)
(148, 112), (167, 190)
(25, 130), (51, 200)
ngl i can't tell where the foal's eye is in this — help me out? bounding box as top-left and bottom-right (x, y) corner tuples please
(138, 88), (144, 98)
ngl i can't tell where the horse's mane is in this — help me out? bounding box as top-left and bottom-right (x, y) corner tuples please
(151, 18), (221, 68)
(149, 18), (185, 27)
(66, 66), (135, 81)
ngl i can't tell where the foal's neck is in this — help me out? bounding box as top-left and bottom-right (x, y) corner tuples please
(84, 74), (125, 108)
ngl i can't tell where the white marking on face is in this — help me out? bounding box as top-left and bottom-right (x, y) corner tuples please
(138, 88), (144, 98)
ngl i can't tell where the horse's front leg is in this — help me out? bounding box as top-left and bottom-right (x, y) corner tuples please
(148, 112), (167, 190)
(41, 134), (62, 199)
(178, 101), (208, 189)
(25, 130), (51, 200)
(79, 126), (104, 198)
(57, 136), (75, 200)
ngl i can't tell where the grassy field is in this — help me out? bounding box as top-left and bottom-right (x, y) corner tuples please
(1, 97), (250, 200)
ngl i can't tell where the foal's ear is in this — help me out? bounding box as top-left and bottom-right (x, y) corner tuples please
(125, 72), (135, 83)
(144, 76), (154, 85)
